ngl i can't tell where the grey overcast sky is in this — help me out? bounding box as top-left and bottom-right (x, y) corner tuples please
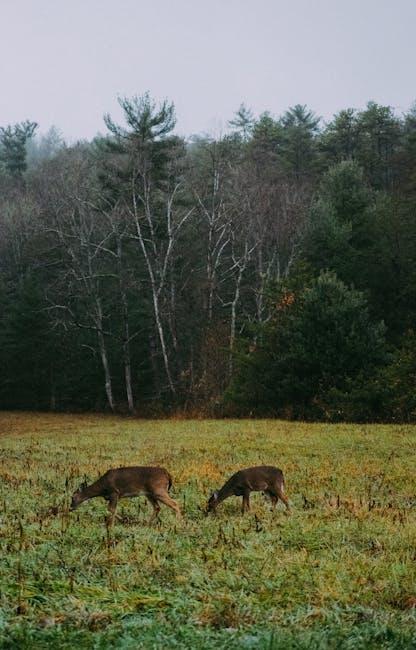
(0, 0), (415, 140)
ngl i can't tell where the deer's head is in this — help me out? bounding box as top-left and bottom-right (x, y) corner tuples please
(207, 491), (219, 513)
(70, 482), (87, 511)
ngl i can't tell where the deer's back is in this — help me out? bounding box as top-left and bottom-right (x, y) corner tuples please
(100, 466), (171, 496)
(228, 465), (284, 492)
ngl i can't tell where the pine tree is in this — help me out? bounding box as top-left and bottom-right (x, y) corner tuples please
(0, 121), (37, 177)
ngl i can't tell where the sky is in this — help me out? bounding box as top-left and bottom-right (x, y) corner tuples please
(0, 0), (415, 141)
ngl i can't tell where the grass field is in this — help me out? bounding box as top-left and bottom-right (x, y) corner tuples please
(0, 412), (416, 649)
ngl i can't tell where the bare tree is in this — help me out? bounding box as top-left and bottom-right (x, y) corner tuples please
(231, 159), (311, 326)
(36, 149), (118, 411)
(105, 94), (195, 397)
(189, 139), (231, 323)
(227, 234), (254, 376)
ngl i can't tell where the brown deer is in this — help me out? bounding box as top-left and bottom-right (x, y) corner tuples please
(207, 465), (290, 514)
(70, 466), (181, 525)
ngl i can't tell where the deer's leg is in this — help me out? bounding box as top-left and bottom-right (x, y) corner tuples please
(266, 491), (278, 510)
(107, 493), (119, 526)
(242, 490), (250, 514)
(146, 496), (161, 524)
(276, 487), (290, 511)
(154, 492), (182, 518)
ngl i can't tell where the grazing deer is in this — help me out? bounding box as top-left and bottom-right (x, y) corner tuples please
(70, 466), (181, 525)
(207, 465), (290, 514)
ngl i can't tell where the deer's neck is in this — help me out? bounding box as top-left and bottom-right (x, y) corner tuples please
(217, 481), (235, 503)
(81, 479), (105, 501)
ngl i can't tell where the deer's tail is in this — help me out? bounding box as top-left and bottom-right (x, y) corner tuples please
(167, 472), (173, 492)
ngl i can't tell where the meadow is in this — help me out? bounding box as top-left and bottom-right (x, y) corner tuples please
(0, 412), (415, 649)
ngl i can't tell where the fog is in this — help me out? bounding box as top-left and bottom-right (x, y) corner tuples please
(0, 0), (415, 139)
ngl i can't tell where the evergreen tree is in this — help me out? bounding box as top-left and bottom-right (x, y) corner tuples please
(228, 272), (387, 420)
(0, 276), (52, 409)
(228, 103), (255, 141)
(248, 112), (283, 168)
(280, 104), (320, 177)
(355, 102), (401, 190)
(305, 161), (374, 288)
(0, 121), (37, 178)
(321, 108), (359, 163)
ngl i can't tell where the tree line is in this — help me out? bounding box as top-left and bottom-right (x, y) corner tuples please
(0, 96), (415, 421)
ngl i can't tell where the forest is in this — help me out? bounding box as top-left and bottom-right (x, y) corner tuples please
(0, 96), (415, 421)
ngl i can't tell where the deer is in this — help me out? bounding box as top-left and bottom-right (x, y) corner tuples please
(70, 466), (181, 525)
(207, 465), (290, 514)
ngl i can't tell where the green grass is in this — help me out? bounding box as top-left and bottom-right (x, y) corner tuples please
(0, 412), (415, 649)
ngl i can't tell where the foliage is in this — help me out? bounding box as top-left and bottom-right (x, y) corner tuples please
(280, 104), (320, 177)
(0, 96), (416, 420)
(321, 102), (402, 190)
(380, 331), (416, 422)
(228, 103), (255, 141)
(228, 272), (387, 420)
(304, 161), (373, 286)
(0, 121), (37, 177)
(0, 276), (52, 409)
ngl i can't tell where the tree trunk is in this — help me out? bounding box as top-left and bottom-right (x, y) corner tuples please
(229, 262), (245, 378)
(95, 299), (115, 412)
(123, 341), (135, 414)
(117, 236), (135, 413)
(149, 333), (161, 399)
(152, 288), (176, 395)
(97, 329), (115, 412)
